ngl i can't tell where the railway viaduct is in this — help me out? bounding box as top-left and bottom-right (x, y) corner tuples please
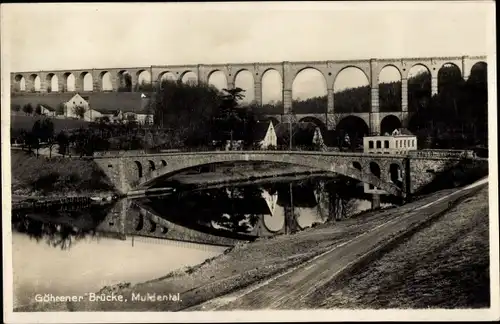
(11, 55), (487, 133)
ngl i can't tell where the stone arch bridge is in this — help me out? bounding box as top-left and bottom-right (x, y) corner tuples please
(92, 150), (483, 198)
(11, 55), (487, 134)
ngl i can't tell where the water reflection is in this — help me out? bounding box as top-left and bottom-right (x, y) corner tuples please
(140, 176), (368, 238)
(12, 176), (394, 309)
(11, 204), (113, 250)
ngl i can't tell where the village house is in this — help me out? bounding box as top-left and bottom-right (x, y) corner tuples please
(59, 92), (154, 124)
(363, 128), (417, 155)
(252, 121), (277, 149)
(38, 105), (56, 117)
(63, 93), (90, 119)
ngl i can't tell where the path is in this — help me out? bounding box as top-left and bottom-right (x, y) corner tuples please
(188, 177), (488, 310)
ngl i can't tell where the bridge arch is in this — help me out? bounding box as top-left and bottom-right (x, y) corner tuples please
(292, 68), (327, 114)
(159, 71), (177, 82)
(261, 116), (281, 126)
(63, 73), (75, 92)
(29, 74), (41, 92)
(149, 219), (157, 233)
(80, 72), (93, 91)
(298, 116), (328, 139)
(389, 163), (403, 189)
(14, 74), (26, 91)
(207, 70), (227, 91)
(378, 65), (402, 112)
(334, 66), (371, 113)
(438, 63), (462, 94)
(369, 161), (381, 178)
(234, 69), (254, 104)
(380, 115), (402, 135)
(470, 61), (487, 77)
(335, 115), (369, 147)
(160, 160), (167, 167)
(136, 70), (152, 91)
(261, 69), (283, 114)
(134, 161), (143, 179)
(100, 71), (113, 91)
(407, 64), (431, 114)
(134, 213), (144, 231)
(181, 71), (197, 84)
(118, 70), (132, 92)
(352, 161), (362, 171)
(132, 152), (404, 197)
(148, 160), (156, 172)
(45, 73), (58, 92)
(263, 214), (285, 233)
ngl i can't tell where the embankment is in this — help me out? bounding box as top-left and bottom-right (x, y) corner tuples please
(10, 150), (117, 198)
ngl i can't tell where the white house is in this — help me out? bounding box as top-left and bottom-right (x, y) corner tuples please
(253, 121), (277, 149)
(64, 93), (90, 119)
(363, 128), (418, 155)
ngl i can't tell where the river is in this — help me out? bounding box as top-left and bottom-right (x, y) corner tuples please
(11, 175), (396, 308)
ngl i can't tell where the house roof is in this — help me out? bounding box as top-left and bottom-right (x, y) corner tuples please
(87, 92), (153, 114)
(40, 104), (56, 111)
(252, 122), (272, 141)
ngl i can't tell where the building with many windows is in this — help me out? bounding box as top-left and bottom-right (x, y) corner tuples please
(363, 128), (417, 197)
(363, 128), (417, 155)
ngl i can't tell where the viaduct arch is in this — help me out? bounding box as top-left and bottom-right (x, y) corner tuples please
(11, 55), (487, 134)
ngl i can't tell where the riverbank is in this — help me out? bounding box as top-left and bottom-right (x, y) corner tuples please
(313, 185), (490, 309)
(10, 150), (117, 198)
(14, 181), (488, 312)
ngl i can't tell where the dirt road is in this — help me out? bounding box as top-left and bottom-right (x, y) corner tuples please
(189, 178), (489, 310)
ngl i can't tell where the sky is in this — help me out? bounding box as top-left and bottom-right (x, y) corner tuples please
(2, 2), (494, 103)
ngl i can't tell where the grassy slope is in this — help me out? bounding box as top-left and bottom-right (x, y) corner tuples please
(312, 186), (490, 309)
(10, 150), (116, 197)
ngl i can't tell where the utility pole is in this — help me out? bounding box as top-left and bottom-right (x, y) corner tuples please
(289, 119), (293, 150)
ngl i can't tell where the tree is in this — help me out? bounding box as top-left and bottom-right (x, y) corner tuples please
(56, 131), (69, 157)
(212, 87), (246, 149)
(11, 103), (21, 112)
(23, 103), (34, 115)
(31, 118), (54, 157)
(35, 104), (43, 115)
(151, 79), (223, 147)
(72, 105), (86, 119)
